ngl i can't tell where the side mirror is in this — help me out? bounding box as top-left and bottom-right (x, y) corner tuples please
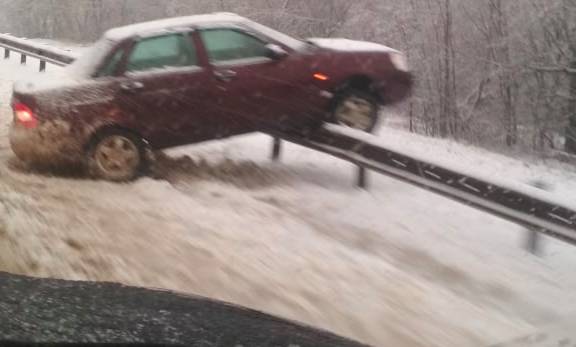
(265, 44), (288, 60)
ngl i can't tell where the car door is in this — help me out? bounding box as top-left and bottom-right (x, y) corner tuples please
(113, 31), (218, 149)
(197, 27), (326, 135)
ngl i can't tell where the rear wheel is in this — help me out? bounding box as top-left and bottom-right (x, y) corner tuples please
(331, 90), (380, 133)
(87, 129), (146, 182)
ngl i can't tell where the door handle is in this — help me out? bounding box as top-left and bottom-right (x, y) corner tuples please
(120, 81), (144, 93)
(214, 70), (237, 82)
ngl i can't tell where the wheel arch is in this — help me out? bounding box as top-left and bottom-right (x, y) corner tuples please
(84, 123), (149, 152)
(85, 123), (151, 181)
(334, 75), (376, 93)
(331, 75), (383, 107)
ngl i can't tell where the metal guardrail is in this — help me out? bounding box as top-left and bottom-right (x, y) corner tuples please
(270, 127), (576, 247)
(0, 33), (76, 71)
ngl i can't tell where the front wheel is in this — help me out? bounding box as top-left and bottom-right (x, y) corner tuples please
(87, 129), (147, 182)
(331, 91), (380, 133)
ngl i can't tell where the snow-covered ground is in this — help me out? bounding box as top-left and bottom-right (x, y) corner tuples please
(1, 44), (576, 347)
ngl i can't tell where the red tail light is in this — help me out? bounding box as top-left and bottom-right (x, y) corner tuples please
(13, 103), (37, 129)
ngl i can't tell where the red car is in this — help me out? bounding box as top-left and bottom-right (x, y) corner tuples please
(10, 13), (412, 181)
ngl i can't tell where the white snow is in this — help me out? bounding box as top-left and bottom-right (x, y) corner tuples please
(306, 38), (408, 71)
(105, 13), (306, 51)
(13, 70), (80, 94)
(12, 39), (117, 94)
(492, 319), (576, 346)
(30, 38), (91, 54)
(2, 41), (576, 347)
(63, 38), (114, 78)
(104, 13), (244, 41)
(242, 20), (308, 51)
(0, 33), (78, 59)
(22, 12), (308, 89)
(326, 124), (576, 211)
(3, 38), (100, 95)
(307, 38), (399, 54)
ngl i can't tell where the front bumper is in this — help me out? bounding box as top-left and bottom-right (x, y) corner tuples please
(10, 120), (84, 166)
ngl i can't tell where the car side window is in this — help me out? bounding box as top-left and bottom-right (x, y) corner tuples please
(200, 29), (269, 63)
(126, 33), (197, 73)
(96, 48), (125, 77)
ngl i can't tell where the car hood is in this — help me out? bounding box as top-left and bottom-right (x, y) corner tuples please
(306, 38), (399, 54)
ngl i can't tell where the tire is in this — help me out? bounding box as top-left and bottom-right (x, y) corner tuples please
(87, 129), (147, 182)
(330, 90), (380, 133)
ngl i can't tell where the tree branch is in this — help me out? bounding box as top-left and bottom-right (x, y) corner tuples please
(555, 92), (576, 101)
(530, 65), (576, 74)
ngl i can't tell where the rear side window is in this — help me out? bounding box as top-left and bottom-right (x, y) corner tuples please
(200, 29), (269, 63)
(126, 33), (197, 73)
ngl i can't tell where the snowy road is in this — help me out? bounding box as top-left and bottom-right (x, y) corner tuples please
(1, 51), (576, 347)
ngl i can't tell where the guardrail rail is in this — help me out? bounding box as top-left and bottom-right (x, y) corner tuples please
(0, 33), (76, 71)
(269, 126), (576, 248)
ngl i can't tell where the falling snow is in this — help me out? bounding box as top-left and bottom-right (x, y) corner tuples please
(1, 40), (576, 347)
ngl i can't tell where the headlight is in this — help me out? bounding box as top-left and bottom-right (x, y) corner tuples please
(390, 53), (409, 72)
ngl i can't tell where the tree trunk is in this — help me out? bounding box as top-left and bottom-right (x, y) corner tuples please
(487, 0), (517, 147)
(439, 0), (458, 138)
(565, 60), (576, 153)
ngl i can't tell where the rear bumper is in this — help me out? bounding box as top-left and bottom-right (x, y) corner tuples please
(10, 120), (84, 166)
(377, 70), (413, 105)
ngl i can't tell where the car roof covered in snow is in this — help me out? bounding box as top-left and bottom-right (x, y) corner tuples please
(104, 12), (247, 41)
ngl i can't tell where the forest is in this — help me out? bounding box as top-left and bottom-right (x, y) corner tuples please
(0, 0), (574, 154)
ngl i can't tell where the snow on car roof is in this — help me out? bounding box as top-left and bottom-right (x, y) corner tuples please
(104, 12), (246, 41)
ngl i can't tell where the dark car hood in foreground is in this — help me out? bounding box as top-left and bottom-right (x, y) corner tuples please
(0, 272), (370, 347)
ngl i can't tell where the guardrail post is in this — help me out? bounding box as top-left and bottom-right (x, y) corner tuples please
(20, 54), (26, 65)
(526, 228), (542, 256)
(524, 180), (550, 255)
(4, 48), (9, 59)
(357, 166), (369, 189)
(271, 137), (282, 161)
(39, 60), (46, 72)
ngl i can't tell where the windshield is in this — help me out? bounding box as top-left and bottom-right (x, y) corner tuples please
(1, 1), (576, 347)
(243, 20), (308, 51)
